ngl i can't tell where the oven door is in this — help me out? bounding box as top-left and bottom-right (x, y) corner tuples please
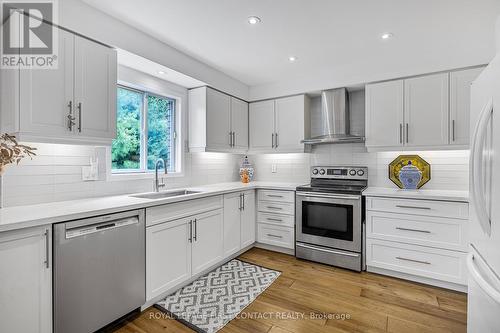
(296, 192), (362, 252)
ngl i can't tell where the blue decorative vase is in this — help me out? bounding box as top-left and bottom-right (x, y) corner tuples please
(239, 156), (254, 182)
(398, 161), (422, 190)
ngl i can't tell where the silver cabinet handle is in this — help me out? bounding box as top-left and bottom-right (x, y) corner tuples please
(267, 218), (283, 222)
(266, 206), (282, 210)
(188, 220), (193, 242)
(275, 133), (279, 148)
(395, 205), (431, 210)
(77, 102), (82, 133)
(229, 132), (232, 147)
(67, 101), (75, 131)
(396, 227), (431, 234)
(405, 123), (409, 143)
(238, 193), (242, 210)
(396, 256), (431, 265)
(266, 233), (283, 239)
(271, 133), (275, 148)
(242, 193), (245, 210)
(193, 218), (197, 241)
(267, 194), (284, 198)
(44, 229), (50, 268)
(232, 132), (236, 147)
(399, 123), (403, 144)
(452, 120), (456, 142)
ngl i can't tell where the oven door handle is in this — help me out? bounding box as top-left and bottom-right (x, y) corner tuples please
(296, 243), (360, 258)
(296, 192), (361, 200)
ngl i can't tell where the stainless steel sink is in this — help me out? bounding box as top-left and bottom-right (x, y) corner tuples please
(130, 189), (201, 200)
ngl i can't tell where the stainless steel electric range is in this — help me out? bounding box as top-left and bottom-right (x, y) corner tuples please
(295, 166), (368, 272)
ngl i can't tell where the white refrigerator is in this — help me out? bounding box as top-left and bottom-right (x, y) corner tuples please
(468, 16), (500, 333)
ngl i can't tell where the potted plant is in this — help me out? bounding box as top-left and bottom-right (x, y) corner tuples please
(0, 134), (37, 207)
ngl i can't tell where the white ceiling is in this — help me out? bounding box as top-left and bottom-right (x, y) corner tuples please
(83, 0), (500, 94)
(117, 49), (206, 88)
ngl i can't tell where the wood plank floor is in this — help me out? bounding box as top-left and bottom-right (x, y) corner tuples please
(113, 247), (467, 333)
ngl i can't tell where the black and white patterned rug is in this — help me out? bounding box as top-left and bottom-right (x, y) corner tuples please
(155, 259), (280, 333)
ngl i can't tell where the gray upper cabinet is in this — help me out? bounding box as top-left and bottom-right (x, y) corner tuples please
(450, 67), (484, 146)
(365, 66), (485, 151)
(1, 24), (117, 145)
(249, 95), (310, 153)
(189, 86), (248, 153)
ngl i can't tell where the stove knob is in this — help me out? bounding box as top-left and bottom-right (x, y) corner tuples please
(349, 169), (357, 176)
(357, 169), (365, 176)
(312, 168), (319, 175)
(319, 169), (326, 175)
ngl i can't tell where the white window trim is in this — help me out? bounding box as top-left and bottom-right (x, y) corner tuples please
(107, 79), (185, 181)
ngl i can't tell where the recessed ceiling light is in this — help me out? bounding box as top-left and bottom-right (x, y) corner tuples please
(158, 70), (166, 75)
(288, 56), (297, 62)
(247, 16), (261, 25)
(381, 32), (394, 40)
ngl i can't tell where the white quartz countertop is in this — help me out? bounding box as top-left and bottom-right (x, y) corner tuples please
(0, 181), (302, 233)
(362, 187), (469, 202)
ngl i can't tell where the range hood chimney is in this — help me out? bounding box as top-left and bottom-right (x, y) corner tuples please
(302, 88), (365, 145)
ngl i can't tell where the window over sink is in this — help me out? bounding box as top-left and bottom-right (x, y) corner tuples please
(112, 85), (177, 173)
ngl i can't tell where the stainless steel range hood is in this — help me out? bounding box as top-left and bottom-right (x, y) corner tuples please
(302, 88), (365, 145)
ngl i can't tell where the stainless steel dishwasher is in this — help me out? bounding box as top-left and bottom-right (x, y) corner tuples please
(54, 209), (145, 333)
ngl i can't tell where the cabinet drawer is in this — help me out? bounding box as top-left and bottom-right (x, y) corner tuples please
(258, 190), (295, 203)
(257, 224), (294, 249)
(146, 196), (223, 226)
(366, 211), (468, 251)
(258, 201), (294, 215)
(366, 197), (468, 219)
(366, 239), (467, 285)
(257, 212), (294, 227)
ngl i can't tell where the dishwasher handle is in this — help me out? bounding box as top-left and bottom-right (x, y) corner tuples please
(65, 216), (139, 239)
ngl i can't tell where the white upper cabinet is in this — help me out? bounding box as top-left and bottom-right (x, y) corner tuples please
(0, 226), (52, 333)
(189, 87), (248, 153)
(365, 80), (404, 148)
(231, 98), (249, 150)
(249, 95), (310, 153)
(74, 36), (117, 141)
(365, 67), (485, 151)
(404, 73), (449, 147)
(249, 100), (275, 151)
(1, 24), (117, 145)
(449, 67), (484, 146)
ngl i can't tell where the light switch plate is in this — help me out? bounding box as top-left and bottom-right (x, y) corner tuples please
(82, 157), (99, 181)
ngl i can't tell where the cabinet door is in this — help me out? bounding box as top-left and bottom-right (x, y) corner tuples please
(231, 98), (249, 151)
(365, 80), (404, 148)
(450, 67), (484, 146)
(191, 209), (224, 275)
(19, 26), (74, 138)
(275, 95), (305, 152)
(223, 193), (242, 257)
(206, 88), (232, 150)
(249, 100), (275, 151)
(404, 73), (449, 147)
(0, 226), (51, 333)
(74, 36), (117, 140)
(146, 218), (191, 301)
(241, 191), (256, 248)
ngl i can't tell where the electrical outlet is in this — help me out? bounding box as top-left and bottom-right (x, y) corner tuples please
(271, 164), (277, 173)
(82, 157), (99, 181)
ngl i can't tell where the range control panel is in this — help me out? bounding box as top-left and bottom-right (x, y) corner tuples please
(311, 166), (368, 180)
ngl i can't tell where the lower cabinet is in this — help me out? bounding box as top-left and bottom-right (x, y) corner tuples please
(0, 226), (52, 333)
(146, 218), (192, 301)
(191, 209), (224, 275)
(146, 206), (224, 301)
(365, 195), (469, 291)
(223, 191), (256, 257)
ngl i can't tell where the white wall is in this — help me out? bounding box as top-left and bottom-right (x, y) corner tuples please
(58, 0), (249, 100)
(250, 144), (469, 191)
